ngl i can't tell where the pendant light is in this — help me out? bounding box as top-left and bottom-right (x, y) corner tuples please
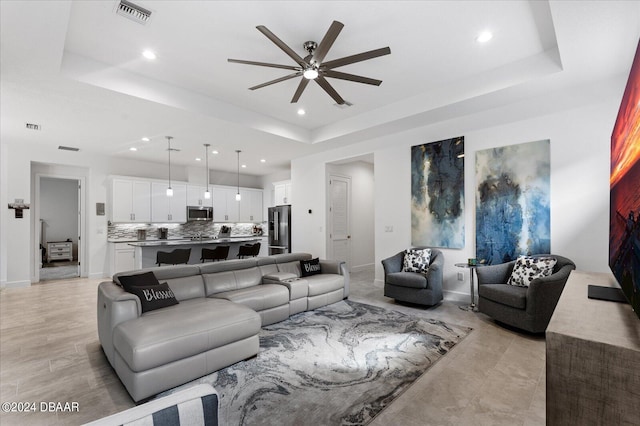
(235, 150), (242, 201)
(166, 136), (173, 197)
(203, 143), (211, 199)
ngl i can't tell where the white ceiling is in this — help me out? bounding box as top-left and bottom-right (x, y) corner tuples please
(1, 1), (639, 176)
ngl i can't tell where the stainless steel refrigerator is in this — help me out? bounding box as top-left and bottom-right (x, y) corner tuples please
(268, 205), (291, 255)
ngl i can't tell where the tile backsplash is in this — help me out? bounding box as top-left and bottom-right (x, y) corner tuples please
(108, 221), (264, 241)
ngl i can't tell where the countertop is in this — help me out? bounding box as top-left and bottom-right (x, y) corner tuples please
(127, 236), (262, 247)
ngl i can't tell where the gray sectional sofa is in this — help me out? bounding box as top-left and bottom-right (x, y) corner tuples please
(97, 253), (348, 402)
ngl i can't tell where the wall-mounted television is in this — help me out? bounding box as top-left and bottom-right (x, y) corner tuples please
(607, 38), (640, 320)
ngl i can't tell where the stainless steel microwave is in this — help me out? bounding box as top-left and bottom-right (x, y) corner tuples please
(187, 206), (213, 221)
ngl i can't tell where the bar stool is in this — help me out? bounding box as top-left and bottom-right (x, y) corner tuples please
(156, 248), (191, 266)
(237, 242), (260, 259)
(200, 246), (229, 262)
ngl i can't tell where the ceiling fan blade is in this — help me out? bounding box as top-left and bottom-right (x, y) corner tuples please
(291, 78), (310, 103)
(249, 72), (302, 90)
(256, 25), (307, 67)
(322, 47), (391, 69)
(315, 76), (345, 104)
(312, 20), (344, 65)
(323, 70), (382, 86)
(228, 59), (300, 71)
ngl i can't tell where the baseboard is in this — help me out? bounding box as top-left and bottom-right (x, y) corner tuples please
(0, 279), (31, 288)
(89, 272), (109, 279)
(443, 290), (471, 303)
(350, 263), (375, 273)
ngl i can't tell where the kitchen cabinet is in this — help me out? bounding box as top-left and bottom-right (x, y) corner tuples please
(151, 182), (187, 223)
(111, 179), (151, 223)
(186, 185), (213, 207)
(212, 186), (239, 222)
(111, 242), (135, 275)
(273, 180), (292, 205)
(239, 189), (263, 222)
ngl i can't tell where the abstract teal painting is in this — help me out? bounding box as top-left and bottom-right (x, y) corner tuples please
(475, 139), (551, 265)
(411, 137), (465, 249)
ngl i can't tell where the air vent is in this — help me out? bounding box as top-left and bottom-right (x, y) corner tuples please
(115, 0), (152, 25)
(58, 146), (80, 152)
(25, 123), (41, 131)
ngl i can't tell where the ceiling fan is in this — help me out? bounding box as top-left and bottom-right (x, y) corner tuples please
(228, 21), (391, 105)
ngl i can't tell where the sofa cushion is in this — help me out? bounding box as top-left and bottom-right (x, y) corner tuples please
(164, 275), (206, 301)
(117, 271), (160, 292)
(234, 267), (263, 289)
(402, 248), (431, 273)
(113, 298), (260, 373)
(212, 284), (290, 312)
(306, 274), (344, 296)
(507, 256), (557, 287)
(385, 271), (428, 289)
(300, 258), (322, 277)
(480, 284), (527, 309)
(126, 282), (179, 313)
(277, 261), (302, 277)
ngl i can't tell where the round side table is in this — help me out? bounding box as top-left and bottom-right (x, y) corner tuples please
(455, 263), (484, 311)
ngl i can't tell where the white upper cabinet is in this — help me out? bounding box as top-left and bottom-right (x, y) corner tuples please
(212, 186), (239, 222)
(239, 189), (263, 222)
(151, 182), (187, 223)
(111, 179), (151, 223)
(187, 185), (213, 207)
(273, 180), (292, 205)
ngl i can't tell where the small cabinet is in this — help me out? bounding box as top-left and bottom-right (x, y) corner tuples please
(213, 186), (239, 222)
(111, 242), (135, 275)
(187, 185), (213, 208)
(47, 241), (73, 263)
(273, 180), (292, 205)
(111, 179), (151, 223)
(151, 182), (187, 223)
(239, 189), (263, 222)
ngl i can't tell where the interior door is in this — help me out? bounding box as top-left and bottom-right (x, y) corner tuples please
(329, 175), (351, 270)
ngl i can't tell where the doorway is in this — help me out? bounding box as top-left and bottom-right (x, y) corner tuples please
(326, 154), (375, 272)
(36, 176), (82, 281)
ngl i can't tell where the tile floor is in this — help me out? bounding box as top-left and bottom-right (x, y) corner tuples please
(0, 267), (545, 425)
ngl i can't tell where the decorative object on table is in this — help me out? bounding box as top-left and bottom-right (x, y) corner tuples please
(411, 137), (465, 249)
(467, 258), (477, 266)
(228, 21), (391, 105)
(160, 300), (471, 426)
(381, 247), (444, 306)
(608, 37), (640, 320)
(476, 254), (575, 333)
(475, 139), (550, 265)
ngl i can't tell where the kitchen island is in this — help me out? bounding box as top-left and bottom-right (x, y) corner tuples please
(128, 237), (262, 269)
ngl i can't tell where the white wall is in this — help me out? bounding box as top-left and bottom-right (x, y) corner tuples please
(291, 80), (620, 301)
(40, 178), (78, 259)
(327, 161), (375, 271)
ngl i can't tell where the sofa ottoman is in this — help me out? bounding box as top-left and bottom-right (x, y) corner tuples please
(112, 297), (260, 402)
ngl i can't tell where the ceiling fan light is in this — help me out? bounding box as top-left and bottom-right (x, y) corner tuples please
(303, 68), (319, 80)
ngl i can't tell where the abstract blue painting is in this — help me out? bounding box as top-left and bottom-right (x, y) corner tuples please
(475, 139), (550, 264)
(411, 137), (465, 248)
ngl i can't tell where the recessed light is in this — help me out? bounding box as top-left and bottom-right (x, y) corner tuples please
(297, 108), (306, 115)
(142, 50), (156, 60)
(212, 150), (219, 154)
(476, 31), (493, 43)
(129, 147), (137, 152)
(260, 159), (266, 163)
(241, 164), (247, 168)
(195, 157), (201, 161)
(141, 137), (150, 142)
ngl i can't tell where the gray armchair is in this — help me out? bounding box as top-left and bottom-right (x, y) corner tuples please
(381, 248), (444, 306)
(476, 254), (576, 333)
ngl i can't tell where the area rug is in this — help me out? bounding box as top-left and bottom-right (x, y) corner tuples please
(162, 300), (472, 425)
